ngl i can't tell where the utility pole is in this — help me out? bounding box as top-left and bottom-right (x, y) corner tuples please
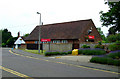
(37, 12), (41, 53)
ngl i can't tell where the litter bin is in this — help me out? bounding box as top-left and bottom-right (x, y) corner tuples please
(72, 49), (78, 55)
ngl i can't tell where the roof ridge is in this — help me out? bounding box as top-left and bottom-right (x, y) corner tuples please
(37, 19), (92, 27)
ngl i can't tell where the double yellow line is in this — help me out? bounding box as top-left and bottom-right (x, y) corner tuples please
(0, 66), (34, 79)
(9, 50), (120, 75)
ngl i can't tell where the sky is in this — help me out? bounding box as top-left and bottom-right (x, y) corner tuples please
(0, 0), (109, 37)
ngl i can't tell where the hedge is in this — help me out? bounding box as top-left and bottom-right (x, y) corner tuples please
(78, 48), (106, 55)
(90, 50), (120, 66)
(44, 48), (106, 56)
(44, 50), (72, 56)
(107, 50), (120, 59)
(90, 57), (120, 66)
(81, 44), (90, 48)
(94, 45), (104, 49)
(108, 44), (120, 51)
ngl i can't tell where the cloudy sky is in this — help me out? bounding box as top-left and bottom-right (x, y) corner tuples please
(0, 0), (109, 37)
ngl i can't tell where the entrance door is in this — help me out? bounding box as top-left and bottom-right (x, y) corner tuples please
(72, 44), (79, 50)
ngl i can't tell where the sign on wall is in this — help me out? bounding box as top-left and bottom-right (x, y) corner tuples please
(88, 35), (94, 39)
(41, 39), (51, 42)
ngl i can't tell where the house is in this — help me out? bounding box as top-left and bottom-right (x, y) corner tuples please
(24, 19), (102, 51)
(14, 32), (26, 49)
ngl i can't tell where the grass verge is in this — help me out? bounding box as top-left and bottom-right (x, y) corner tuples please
(23, 49), (45, 55)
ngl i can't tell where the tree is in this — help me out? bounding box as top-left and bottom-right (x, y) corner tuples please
(107, 33), (120, 42)
(97, 28), (106, 41)
(23, 33), (29, 38)
(6, 37), (17, 47)
(100, 1), (120, 35)
(2, 29), (13, 47)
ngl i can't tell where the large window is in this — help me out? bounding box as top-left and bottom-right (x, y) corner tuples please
(52, 40), (60, 43)
(61, 40), (68, 43)
(52, 40), (68, 43)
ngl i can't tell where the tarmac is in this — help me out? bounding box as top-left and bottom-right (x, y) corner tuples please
(11, 49), (120, 73)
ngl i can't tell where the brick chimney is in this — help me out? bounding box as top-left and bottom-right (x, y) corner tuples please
(18, 32), (20, 38)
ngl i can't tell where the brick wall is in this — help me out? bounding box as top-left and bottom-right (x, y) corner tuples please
(43, 43), (72, 52)
(19, 44), (26, 49)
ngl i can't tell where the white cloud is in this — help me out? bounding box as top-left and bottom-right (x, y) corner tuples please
(0, 0), (109, 37)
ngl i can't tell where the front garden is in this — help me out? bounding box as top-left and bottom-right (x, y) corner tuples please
(44, 42), (120, 66)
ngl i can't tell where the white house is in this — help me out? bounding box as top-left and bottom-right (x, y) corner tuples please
(14, 37), (25, 49)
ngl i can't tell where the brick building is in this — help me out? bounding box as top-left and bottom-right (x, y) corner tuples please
(24, 19), (102, 51)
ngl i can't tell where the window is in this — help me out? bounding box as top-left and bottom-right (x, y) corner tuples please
(85, 39), (94, 42)
(61, 40), (68, 43)
(52, 40), (60, 43)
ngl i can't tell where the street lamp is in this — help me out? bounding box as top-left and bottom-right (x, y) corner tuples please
(37, 12), (41, 53)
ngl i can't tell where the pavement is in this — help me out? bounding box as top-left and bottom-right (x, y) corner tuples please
(11, 49), (120, 73)
(49, 55), (92, 62)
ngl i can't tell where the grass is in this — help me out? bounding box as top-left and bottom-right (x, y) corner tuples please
(23, 49), (45, 55)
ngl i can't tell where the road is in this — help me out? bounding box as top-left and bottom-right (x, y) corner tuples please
(1, 48), (119, 79)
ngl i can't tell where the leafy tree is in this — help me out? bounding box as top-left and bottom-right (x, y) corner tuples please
(100, 1), (120, 35)
(2, 29), (13, 47)
(97, 28), (106, 41)
(6, 37), (17, 47)
(107, 33), (120, 42)
(23, 33), (29, 38)
(2, 29), (12, 43)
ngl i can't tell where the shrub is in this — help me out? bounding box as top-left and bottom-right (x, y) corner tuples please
(107, 51), (120, 59)
(81, 44), (90, 48)
(78, 50), (82, 54)
(67, 50), (72, 54)
(113, 60), (120, 66)
(90, 57), (120, 66)
(98, 41), (102, 45)
(107, 33), (120, 42)
(94, 45), (104, 49)
(59, 52), (68, 55)
(44, 51), (60, 56)
(90, 57), (108, 64)
(44, 51), (69, 56)
(78, 48), (106, 55)
(108, 44), (120, 51)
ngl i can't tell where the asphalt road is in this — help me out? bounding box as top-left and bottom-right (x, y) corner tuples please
(1, 48), (119, 79)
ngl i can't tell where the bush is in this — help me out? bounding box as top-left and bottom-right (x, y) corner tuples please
(107, 34), (120, 42)
(59, 52), (68, 55)
(44, 51), (60, 56)
(90, 57), (108, 64)
(81, 44), (90, 48)
(78, 48), (106, 55)
(90, 57), (120, 66)
(67, 50), (72, 54)
(113, 60), (120, 66)
(78, 49), (83, 54)
(108, 44), (120, 51)
(44, 51), (69, 56)
(107, 51), (120, 59)
(94, 45), (104, 49)
(2, 43), (6, 47)
(98, 41), (102, 45)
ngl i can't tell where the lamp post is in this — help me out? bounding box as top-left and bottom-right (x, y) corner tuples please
(37, 12), (41, 53)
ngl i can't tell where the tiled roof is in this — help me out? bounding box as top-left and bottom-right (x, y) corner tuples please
(24, 19), (94, 41)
